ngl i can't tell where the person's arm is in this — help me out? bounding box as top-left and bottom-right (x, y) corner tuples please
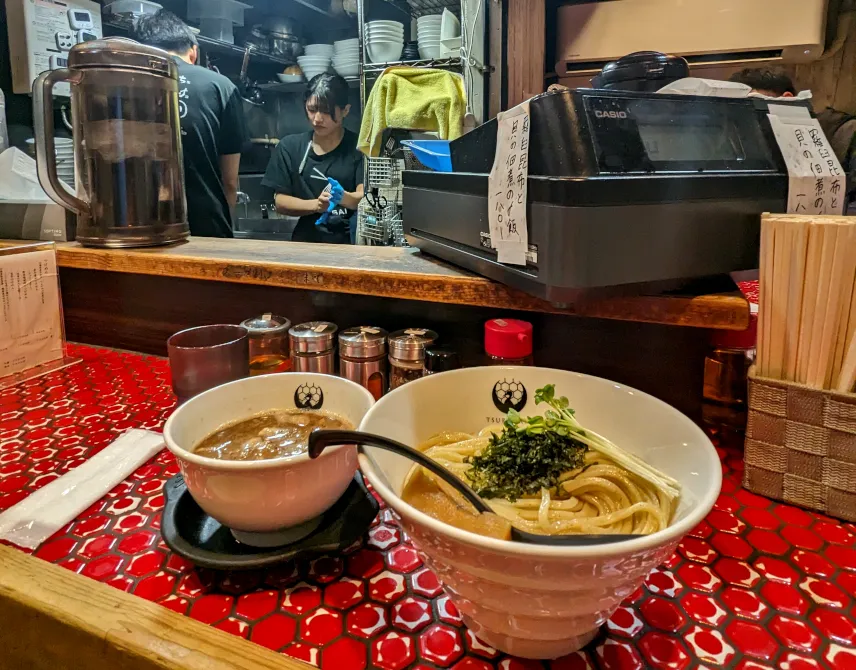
(275, 191), (331, 216)
(220, 154), (241, 208)
(340, 184), (364, 210)
(219, 87), (248, 209)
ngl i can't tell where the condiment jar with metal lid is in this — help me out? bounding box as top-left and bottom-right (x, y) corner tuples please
(423, 347), (461, 376)
(289, 321), (338, 373)
(241, 313), (292, 375)
(339, 326), (388, 400)
(388, 328), (438, 389)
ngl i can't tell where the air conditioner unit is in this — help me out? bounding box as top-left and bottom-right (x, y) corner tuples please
(556, 0), (829, 76)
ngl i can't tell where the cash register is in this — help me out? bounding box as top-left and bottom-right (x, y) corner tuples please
(402, 88), (800, 302)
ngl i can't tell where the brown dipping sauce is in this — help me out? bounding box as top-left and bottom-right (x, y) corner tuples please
(194, 409), (352, 461)
(401, 468), (513, 541)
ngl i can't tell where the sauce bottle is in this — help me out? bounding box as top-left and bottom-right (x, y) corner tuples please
(339, 326), (388, 400)
(485, 318), (533, 365)
(242, 313), (292, 375)
(423, 347), (460, 376)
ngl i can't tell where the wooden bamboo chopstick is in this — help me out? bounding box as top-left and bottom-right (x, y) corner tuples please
(759, 214), (856, 392)
(784, 217), (809, 381)
(816, 224), (853, 389)
(768, 217), (791, 380)
(795, 221), (825, 384)
(831, 228), (856, 385)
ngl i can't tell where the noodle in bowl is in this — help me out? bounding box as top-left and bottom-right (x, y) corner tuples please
(359, 367), (721, 659)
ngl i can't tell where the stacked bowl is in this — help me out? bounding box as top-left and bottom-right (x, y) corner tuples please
(333, 38), (360, 78)
(365, 20), (404, 64)
(417, 14), (442, 59)
(297, 43), (334, 81)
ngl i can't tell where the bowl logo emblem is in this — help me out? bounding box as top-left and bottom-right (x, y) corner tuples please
(492, 379), (527, 413)
(294, 384), (324, 409)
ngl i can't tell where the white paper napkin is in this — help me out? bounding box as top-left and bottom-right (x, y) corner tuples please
(0, 428), (165, 550)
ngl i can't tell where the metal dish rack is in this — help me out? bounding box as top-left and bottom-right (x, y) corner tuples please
(356, 156), (407, 246)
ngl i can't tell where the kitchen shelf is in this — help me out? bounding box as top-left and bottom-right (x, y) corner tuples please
(362, 55), (463, 75)
(258, 77), (360, 93)
(102, 16), (295, 67)
(377, 0), (460, 17)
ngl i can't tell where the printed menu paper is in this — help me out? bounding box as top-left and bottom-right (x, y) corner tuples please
(767, 104), (846, 216)
(488, 102), (531, 266)
(0, 248), (63, 377)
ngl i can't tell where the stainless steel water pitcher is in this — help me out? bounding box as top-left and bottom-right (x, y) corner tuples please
(33, 38), (189, 247)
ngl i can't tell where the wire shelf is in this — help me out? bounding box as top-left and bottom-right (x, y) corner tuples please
(377, 0), (460, 18)
(102, 16), (296, 66)
(362, 56), (463, 76)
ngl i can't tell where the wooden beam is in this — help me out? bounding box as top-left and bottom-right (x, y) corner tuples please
(0, 240), (750, 330)
(488, 0), (503, 117)
(0, 545), (313, 670)
(506, 0), (545, 107)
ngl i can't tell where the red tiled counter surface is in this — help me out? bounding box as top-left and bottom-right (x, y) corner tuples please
(3, 344), (856, 670)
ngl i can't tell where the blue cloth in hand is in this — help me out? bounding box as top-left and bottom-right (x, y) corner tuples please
(316, 178), (345, 226)
(327, 178), (345, 206)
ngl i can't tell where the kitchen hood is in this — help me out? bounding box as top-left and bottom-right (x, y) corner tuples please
(556, 0), (829, 76)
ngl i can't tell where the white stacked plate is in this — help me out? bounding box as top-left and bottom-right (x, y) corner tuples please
(366, 20), (403, 64)
(333, 38), (360, 78)
(417, 14), (442, 59)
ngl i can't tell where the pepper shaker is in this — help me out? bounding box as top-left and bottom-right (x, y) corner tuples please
(289, 321), (338, 373)
(388, 328), (438, 389)
(339, 326), (388, 400)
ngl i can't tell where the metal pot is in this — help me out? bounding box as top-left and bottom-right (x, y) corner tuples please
(265, 17), (301, 40)
(243, 26), (270, 53)
(269, 35), (303, 60)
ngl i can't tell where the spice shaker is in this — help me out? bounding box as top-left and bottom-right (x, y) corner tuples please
(289, 321), (338, 373)
(423, 347), (460, 376)
(339, 326), (388, 400)
(485, 318), (534, 365)
(241, 313), (292, 375)
(388, 328), (438, 389)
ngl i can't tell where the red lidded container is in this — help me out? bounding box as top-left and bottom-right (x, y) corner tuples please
(485, 318), (534, 366)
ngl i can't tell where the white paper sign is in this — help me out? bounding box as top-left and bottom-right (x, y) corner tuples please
(0, 248), (63, 376)
(488, 102), (531, 266)
(767, 105), (846, 216)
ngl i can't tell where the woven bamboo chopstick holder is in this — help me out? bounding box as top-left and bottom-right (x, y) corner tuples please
(746, 367), (856, 521)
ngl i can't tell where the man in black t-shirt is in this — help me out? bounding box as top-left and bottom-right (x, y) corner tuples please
(263, 74), (364, 244)
(132, 10), (248, 238)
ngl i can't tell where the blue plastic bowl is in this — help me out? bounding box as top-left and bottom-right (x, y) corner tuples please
(401, 139), (453, 172)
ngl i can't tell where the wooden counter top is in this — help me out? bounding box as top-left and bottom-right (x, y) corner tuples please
(9, 238), (750, 330)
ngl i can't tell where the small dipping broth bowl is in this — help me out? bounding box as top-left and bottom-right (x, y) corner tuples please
(358, 367), (721, 659)
(164, 373), (375, 542)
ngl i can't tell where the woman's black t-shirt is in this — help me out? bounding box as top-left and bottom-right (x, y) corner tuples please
(262, 129), (363, 243)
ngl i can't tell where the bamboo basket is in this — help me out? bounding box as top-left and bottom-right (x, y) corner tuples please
(745, 367), (856, 521)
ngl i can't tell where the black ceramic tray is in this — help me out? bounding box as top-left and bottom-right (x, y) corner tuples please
(161, 472), (379, 570)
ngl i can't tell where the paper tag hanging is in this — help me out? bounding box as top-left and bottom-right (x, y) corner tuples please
(488, 102), (531, 266)
(767, 104), (846, 216)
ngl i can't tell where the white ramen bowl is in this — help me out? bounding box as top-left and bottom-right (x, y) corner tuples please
(358, 366), (721, 659)
(164, 373), (375, 538)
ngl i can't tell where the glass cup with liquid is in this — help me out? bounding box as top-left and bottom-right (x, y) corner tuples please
(241, 314), (292, 375)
